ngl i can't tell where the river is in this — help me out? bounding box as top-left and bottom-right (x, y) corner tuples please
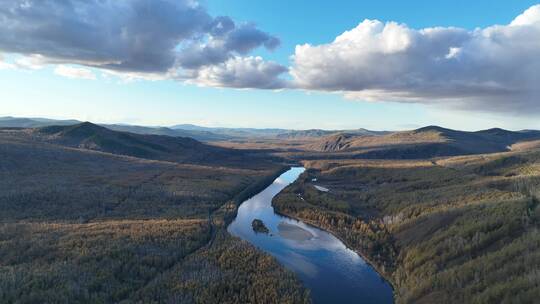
(227, 167), (394, 304)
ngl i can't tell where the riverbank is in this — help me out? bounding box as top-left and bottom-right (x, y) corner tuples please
(232, 165), (290, 205)
(228, 167), (393, 303)
(220, 165), (290, 226)
(273, 208), (398, 302)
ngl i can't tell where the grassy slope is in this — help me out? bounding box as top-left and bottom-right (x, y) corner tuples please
(0, 128), (309, 304)
(273, 151), (540, 303)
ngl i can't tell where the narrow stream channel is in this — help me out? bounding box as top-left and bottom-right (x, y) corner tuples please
(227, 167), (394, 304)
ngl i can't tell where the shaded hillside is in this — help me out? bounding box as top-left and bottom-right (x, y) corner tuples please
(302, 126), (540, 159)
(0, 126), (282, 221)
(306, 133), (354, 151)
(34, 122), (271, 167)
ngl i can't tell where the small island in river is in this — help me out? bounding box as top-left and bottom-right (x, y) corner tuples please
(252, 219), (270, 233)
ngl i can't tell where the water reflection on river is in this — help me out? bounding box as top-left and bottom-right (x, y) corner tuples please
(227, 167), (394, 304)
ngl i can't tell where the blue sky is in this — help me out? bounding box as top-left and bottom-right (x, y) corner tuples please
(1, 0), (539, 130)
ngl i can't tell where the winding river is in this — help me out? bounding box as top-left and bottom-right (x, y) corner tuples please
(227, 167), (394, 304)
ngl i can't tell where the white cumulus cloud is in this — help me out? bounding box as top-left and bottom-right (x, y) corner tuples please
(290, 4), (540, 113)
(185, 56), (288, 89)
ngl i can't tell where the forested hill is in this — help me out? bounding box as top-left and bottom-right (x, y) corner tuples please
(274, 150), (540, 303)
(32, 122), (272, 168)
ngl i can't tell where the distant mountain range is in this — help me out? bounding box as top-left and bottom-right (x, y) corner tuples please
(0, 116), (81, 128)
(0, 117), (232, 141)
(0, 116), (388, 141)
(275, 128), (388, 139)
(104, 124), (229, 141)
(4, 117), (540, 160)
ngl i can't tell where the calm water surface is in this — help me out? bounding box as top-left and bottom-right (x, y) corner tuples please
(227, 167), (394, 304)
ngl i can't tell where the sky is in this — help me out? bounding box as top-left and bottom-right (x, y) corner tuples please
(0, 0), (539, 130)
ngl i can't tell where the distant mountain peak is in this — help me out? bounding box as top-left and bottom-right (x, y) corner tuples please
(414, 125), (454, 133)
(476, 128), (514, 136)
(39, 121), (109, 138)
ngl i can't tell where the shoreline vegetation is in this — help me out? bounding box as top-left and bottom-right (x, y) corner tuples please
(273, 208), (398, 297)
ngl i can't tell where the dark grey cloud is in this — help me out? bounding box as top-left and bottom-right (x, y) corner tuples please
(176, 44), (230, 69)
(0, 0), (286, 87)
(207, 16), (236, 37)
(176, 21), (281, 69)
(224, 23), (280, 54)
(0, 0), (210, 72)
(291, 4), (540, 114)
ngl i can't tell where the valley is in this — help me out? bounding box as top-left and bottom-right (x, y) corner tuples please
(3, 2), (539, 303)
(1, 119), (540, 303)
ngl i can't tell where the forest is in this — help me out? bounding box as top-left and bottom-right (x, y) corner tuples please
(4, 121), (540, 303)
(0, 127), (309, 303)
(273, 151), (540, 303)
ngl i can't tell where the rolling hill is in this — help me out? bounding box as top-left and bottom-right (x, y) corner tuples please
(5, 117), (540, 160)
(302, 126), (540, 159)
(31, 122), (274, 167)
